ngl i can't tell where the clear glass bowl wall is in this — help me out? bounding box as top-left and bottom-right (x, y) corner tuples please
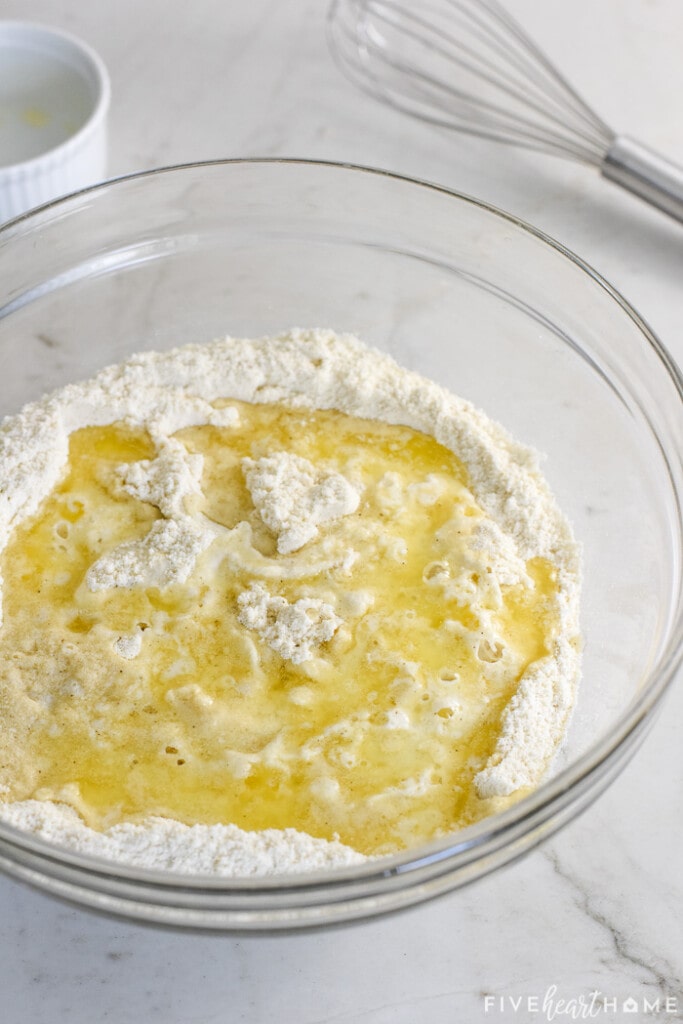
(0, 160), (681, 931)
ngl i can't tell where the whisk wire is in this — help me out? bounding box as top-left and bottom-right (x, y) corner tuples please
(470, 8), (604, 139)
(474, 0), (611, 141)
(405, 1), (562, 111)
(359, 1), (606, 162)
(368, 0), (598, 149)
(332, 0), (613, 165)
(372, 60), (601, 162)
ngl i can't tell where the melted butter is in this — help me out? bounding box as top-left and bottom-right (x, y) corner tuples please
(0, 403), (561, 855)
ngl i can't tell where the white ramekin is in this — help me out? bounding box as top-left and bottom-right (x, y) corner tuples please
(0, 21), (110, 222)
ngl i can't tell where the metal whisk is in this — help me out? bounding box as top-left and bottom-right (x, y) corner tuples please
(328, 0), (683, 223)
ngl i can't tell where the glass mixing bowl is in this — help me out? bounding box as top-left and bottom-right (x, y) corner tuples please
(0, 160), (681, 931)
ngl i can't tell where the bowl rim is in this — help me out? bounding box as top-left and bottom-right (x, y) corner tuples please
(0, 157), (681, 895)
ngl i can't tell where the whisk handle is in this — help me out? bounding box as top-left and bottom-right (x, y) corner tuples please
(602, 135), (683, 224)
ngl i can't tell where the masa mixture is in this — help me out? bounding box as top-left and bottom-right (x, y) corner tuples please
(0, 329), (580, 875)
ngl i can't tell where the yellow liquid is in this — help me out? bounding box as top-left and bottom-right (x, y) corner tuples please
(0, 403), (560, 855)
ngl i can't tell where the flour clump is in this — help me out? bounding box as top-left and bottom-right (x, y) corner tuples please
(237, 582), (342, 664)
(243, 451), (360, 554)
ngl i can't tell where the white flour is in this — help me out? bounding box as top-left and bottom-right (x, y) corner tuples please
(86, 518), (213, 592)
(86, 437), (216, 591)
(243, 451), (360, 554)
(237, 582), (342, 664)
(0, 800), (365, 875)
(0, 328), (580, 875)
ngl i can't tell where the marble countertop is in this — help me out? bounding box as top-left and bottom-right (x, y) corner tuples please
(1, 1), (682, 1021)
